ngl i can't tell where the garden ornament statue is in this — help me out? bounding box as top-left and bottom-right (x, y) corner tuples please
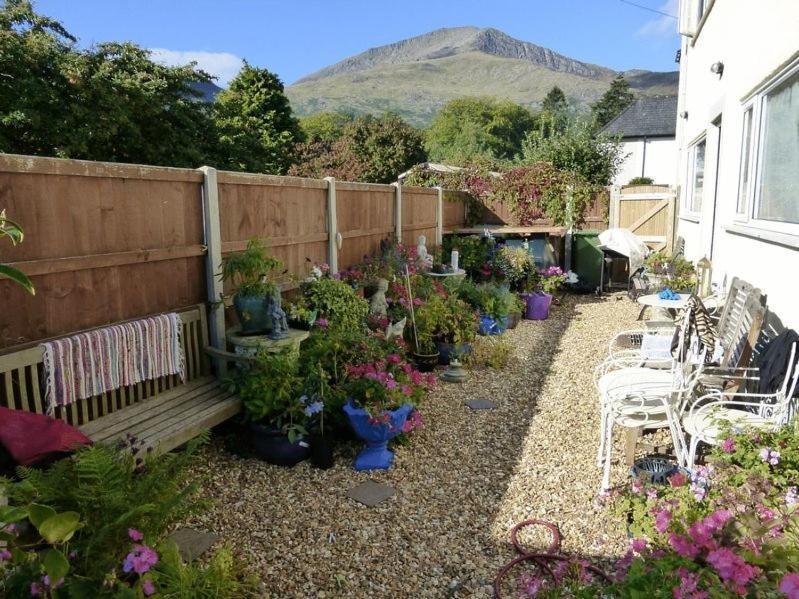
(441, 356), (468, 383)
(369, 278), (389, 317)
(268, 288), (289, 340)
(416, 235), (432, 269)
(385, 317), (406, 341)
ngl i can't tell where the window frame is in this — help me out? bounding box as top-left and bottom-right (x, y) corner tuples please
(734, 104), (755, 220)
(736, 58), (799, 234)
(684, 134), (707, 216)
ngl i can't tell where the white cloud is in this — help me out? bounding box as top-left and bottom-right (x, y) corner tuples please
(635, 0), (679, 38)
(149, 48), (243, 87)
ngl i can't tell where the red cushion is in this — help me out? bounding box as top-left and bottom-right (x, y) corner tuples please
(0, 407), (92, 465)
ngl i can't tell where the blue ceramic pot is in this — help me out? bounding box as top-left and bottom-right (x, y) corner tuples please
(343, 401), (412, 471)
(478, 314), (509, 335)
(434, 341), (473, 365)
(233, 293), (275, 334)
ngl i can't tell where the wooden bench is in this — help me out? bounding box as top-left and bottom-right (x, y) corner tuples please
(0, 304), (240, 455)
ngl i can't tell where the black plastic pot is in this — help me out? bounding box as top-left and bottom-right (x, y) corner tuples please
(250, 423), (310, 467)
(309, 433), (335, 470)
(412, 351), (440, 372)
(434, 341), (473, 365)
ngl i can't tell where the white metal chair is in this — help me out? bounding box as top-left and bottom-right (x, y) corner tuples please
(681, 343), (799, 469)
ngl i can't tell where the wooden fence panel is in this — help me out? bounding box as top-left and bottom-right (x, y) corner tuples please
(442, 191), (467, 231)
(0, 155), (205, 350)
(336, 182), (395, 269)
(216, 172), (328, 288)
(401, 187), (438, 247)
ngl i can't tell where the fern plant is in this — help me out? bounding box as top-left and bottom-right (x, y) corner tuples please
(7, 433), (209, 584)
(153, 542), (258, 598)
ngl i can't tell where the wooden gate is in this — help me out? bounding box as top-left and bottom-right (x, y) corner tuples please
(608, 185), (677, 251)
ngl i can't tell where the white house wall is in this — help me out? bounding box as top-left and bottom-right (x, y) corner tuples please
(614, 137), (677, 186)
(675, 0), (799, 329)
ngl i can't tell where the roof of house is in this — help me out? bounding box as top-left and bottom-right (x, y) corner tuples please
(601, 95), (678, 138)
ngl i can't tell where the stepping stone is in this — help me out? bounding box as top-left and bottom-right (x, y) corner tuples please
(465, 399), (497, 410)
(346, 480), (395, 507)
(167, 528), (219, 562)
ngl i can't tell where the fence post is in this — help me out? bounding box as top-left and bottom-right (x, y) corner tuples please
(435, 186), (444, 246)
(608, 185), (621, 228)
(393, 181), (402, 243)
(199, 166), (226, 376)
(325, 177), (339, 273)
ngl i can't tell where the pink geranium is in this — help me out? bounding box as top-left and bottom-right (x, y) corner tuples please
(779, 573), (799, 598)
(706, 548), (760, 594)
(669, 533), (700, 558)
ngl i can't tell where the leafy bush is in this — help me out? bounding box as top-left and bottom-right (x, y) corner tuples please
(220, 238), (282, 298)
(302, 276), (368, 330)
(442, 235), (491, 277)
(414, 295), (477, 345)
(0, 436), (254, 597)
(468, 336), (513, 369)
(628, 176), (654, 186)
(644, 251), (696, 292)
(492, 246), (534, 290)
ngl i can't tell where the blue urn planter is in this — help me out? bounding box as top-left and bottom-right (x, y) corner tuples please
(478, 314), (509, 336)
(343, 401), (413, 471)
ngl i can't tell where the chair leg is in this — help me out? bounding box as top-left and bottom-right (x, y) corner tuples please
(602, 416), (614, 490)
(687, 437), (700, 470)
(597, 403), (608, 467)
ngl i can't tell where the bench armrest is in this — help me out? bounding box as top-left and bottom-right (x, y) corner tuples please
(204, 346), (255, 365)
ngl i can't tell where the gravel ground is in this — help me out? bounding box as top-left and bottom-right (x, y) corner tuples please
(187, 293), (643, 598)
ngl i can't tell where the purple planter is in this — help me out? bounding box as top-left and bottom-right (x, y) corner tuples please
(520, 292), (553, 320)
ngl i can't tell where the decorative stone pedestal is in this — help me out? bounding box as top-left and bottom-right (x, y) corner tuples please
(226, 327), (309, 360)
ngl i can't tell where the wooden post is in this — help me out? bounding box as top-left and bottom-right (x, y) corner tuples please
(666, 186), (677, 253)
(435, 186), (444, 246)
(325, 177), (339, 273)
(199, 166), (226, 377)
(393, 181), (402, 243)
(609, 185), (621, 228)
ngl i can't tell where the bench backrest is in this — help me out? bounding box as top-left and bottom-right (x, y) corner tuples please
(0, 305), (209, 427)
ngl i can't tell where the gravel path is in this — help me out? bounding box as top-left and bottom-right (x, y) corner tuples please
(188, 294), (642, 597)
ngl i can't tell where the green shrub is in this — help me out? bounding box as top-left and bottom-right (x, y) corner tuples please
(628, 176), (654, 185)
(302, 277), (368, 330)
(468, 336), (513, 369)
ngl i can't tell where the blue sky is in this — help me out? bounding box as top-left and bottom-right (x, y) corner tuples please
(35, 0), (680, 87)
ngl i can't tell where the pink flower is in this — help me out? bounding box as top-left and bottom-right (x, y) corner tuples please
(673, 568), (707, 599)
(631, 478), (643, 494)
(123, 544), (159, 575)
(128, 528), (144, 541)
(631, 538), (647, 554)
(30, 582), (43, 597)
(646, 488), (658, 500)
(760, 446), (781, 465)
(314, 318), (329, 328)
(142, 580), (157, 596)
(669, 533), (700, 558)
(722, 438), (736, 453)
(387, 354), (402, 364)
(668, 471), (688, 487)
(0, 549), (11, 561)
(654, 508), (673, 533)
(706, 548), (759, 592)
(400, 384), (413, 396)
(779, 572), (799, 598)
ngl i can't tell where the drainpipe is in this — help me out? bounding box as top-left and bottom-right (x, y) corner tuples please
(641, 136), (648, 178)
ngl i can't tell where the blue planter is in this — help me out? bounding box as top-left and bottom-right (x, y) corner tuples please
(233, 293), (275, 334)
(478, 314), (508, 336)
(343, 401), (412, 470)
(434, 341), (473, 365)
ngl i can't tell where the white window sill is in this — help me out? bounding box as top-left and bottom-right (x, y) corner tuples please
(724, 224), (799, 250)
(679, 214), (701, 223)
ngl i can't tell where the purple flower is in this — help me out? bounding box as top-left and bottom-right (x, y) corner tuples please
(0, 549), (11, 561)
(759, 447), (780, 465)
(786, 487), (799, 507)
(706, 548), (759, 592)
(123, 544), (159, 574)
(304, 401), (324, 417)
(30, 582), (42, 597)
(721, 437), (736, 453)
(779, 572), (799, 599)
(669, 533), (700, 558)
(631, 538), (647, 554)
(128, 528), (144, 542)
(314, 318), (329, 328)
(646, 488), (658, 501)
(142, 580), (157, 596)
(654, 508), (672, 533)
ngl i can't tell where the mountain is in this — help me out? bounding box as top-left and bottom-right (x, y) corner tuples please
(189, 80), (223, 102)
(286, 27), (678, 127)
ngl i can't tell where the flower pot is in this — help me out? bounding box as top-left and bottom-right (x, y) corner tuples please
(412, 351), (440, 372)
(233, 293), (275, 334)
(343, 401), (412, 471)
(250, 423), (309, 466)
(434, 341), (473, 365)
(478, 314), (508, 336)
(309, 433), (335, 470)
(520, 292), (552, 321)
(507, 311), (522, 329)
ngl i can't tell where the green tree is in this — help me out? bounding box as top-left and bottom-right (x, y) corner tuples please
(541, 86), (568, 114)
(521, 119), (625, 186)
(213, 63), (302, 173)
(591, 74), (635, 129)
(0, 1), (217, 167)
(299, 111), (352, 143)
(425, 97), (537, 163)
(289, 113), (426, 183)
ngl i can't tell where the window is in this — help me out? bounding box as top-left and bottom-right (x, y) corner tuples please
(687, 137), (706, 213)
(737, 59), (799, 230)
(755, 71), (799, 224)
(736, 107), (753, 215)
